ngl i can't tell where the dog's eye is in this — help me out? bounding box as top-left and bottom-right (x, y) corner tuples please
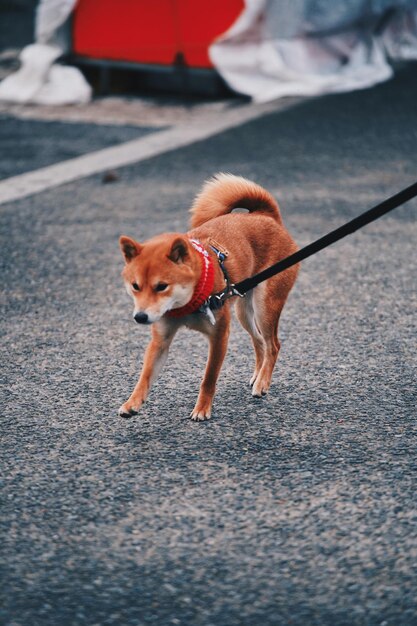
(155, 282), (168, 292)
(132, 282), (141, 292)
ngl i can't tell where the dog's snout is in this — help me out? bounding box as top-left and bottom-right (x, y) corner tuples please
(134, 311), (150, 324)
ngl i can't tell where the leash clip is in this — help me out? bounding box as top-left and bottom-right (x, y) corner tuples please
(207, 284), (245, 311)
(230, 285), (245, 298)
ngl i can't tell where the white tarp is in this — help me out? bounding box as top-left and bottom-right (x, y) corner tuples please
(35, 0), (76, 49)
(210, 0), (417, 102)
(0, 0), (91, 105)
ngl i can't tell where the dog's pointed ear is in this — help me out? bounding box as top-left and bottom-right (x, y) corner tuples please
(168, 237), (189, 264)
(119, 236), (142, 263)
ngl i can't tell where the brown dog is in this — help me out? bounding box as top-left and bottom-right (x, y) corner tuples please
(119, 174), (299, 420)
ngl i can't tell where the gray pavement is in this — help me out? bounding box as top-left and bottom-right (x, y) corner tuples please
(0, 115), (159, 180)
(0, 1), (36, 53)
(1, 64), (417, 625)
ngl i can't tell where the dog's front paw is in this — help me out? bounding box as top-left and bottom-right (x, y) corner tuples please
(190, 401), (212, 421)
(251, 378), (269, 398)
(118, 399), (144, 418)
(249, 371), (259, 387)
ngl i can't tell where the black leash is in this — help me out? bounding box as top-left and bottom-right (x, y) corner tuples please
(208, 180), (417, 311)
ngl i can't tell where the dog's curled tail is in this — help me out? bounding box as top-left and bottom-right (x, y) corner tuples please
(190, 173), (282, 228)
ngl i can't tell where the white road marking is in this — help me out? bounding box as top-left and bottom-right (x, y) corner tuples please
(0, 99), (300, 206)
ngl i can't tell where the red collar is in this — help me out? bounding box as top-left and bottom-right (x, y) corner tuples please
(166, 239), (215, 318)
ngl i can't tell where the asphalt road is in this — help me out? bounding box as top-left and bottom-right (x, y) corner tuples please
(0, 0), (37, 52)
(0, 115), (157, 180)
(1, 64), (417, 626)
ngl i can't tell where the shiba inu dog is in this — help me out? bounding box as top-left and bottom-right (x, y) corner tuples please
(119, 174), (299, 420)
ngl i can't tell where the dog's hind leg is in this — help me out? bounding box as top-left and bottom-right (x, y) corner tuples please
(250, 278), (289, 397)
(251, 311), (281, 398)
(235, 292), (264, 387)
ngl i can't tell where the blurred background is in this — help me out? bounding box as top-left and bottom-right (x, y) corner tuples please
(1, 0), (417, 103)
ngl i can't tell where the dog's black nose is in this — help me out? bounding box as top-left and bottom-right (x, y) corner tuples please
(134, 312), (149, 324)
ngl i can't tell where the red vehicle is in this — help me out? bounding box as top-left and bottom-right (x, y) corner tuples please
(72, 0), (243, 93)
